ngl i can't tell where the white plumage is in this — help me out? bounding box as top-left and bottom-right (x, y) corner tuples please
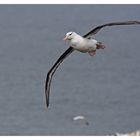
(63, 32), (105, 56)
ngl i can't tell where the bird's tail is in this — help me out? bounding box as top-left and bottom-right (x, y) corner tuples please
(96, 42), (106, 49)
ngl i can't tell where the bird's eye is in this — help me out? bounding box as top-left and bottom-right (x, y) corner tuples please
(69, 32), (73, 36)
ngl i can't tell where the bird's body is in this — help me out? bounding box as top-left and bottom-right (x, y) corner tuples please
(64, 32), (105, 55)
(70, 33), (97, 52)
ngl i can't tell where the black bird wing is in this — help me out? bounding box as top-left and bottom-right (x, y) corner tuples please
(45, 46), (74, 107)
(45, 20), (140, 108)
(83, 20), (140, 38)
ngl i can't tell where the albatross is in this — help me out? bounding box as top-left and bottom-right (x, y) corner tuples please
(63, 31), (105, 56)
(45, 20), (140, 108)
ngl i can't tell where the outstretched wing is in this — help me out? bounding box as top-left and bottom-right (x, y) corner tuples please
(45, 20), (140, 108)
(45, 46), (74, 107)
(83, 20), (140, 38)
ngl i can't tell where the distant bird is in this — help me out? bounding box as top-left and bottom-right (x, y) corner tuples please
(45, 20), (140, 108)
(73, 116), (89, 125)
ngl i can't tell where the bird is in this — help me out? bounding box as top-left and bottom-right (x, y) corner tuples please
(63, 31), (106, 56)
(45, 20), (140, 108)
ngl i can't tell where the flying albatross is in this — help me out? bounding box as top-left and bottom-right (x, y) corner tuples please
(45, 20), (140, 108)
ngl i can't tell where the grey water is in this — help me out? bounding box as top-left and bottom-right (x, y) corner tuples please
(0, 5), (140, 135)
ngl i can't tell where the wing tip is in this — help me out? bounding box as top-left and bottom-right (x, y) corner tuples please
(45, 96), (49, 108)
(45, 87), (49, 108)
(45, 92), (49, 109)
(46, 103), (49, 108)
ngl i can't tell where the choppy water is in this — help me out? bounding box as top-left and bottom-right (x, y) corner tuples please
(0, 5), (140, 135)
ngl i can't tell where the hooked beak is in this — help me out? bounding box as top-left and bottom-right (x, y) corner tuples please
(63, 36), (68, 41)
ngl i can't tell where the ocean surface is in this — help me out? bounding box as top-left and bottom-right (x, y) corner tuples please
(0, 5), (140, 135)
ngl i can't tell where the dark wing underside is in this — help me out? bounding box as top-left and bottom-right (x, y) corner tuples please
(45, 20), (140, 108)
(83, 20), (140, 38)
(45, 47), (74, 107)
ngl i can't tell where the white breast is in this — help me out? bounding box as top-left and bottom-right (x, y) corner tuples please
(71, 37), (98, 52)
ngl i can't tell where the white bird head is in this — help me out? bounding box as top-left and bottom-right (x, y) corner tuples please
(63, 32), (77, 41)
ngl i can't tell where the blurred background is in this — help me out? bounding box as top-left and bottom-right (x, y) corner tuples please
(0, 5), (140, 135)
